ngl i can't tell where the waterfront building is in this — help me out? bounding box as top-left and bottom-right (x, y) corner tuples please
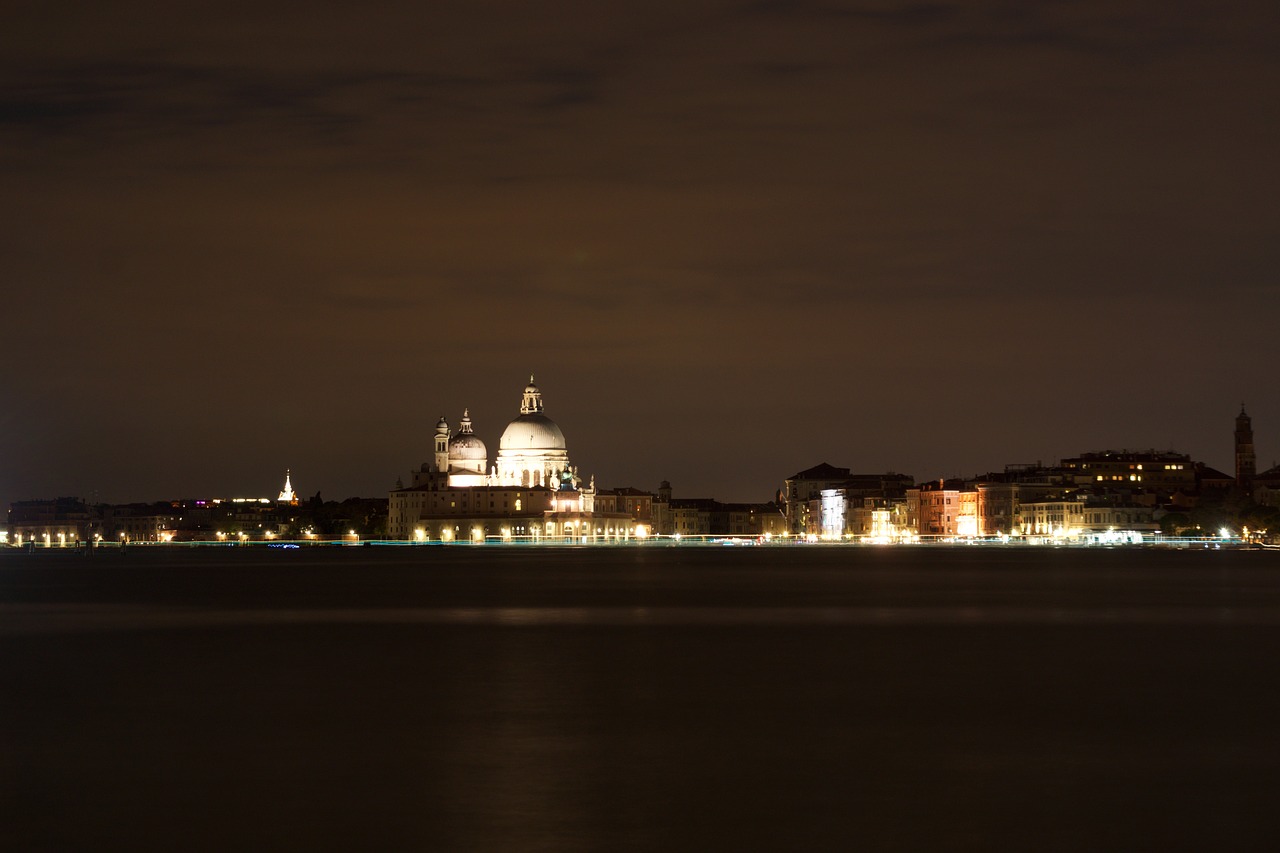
(387, 377), (636, 542)
(846, 495), (913, 540)
(907, 479), (968, 538)
(785, 463), (914, 535)
(970, 464), (1070, 536)
(644, 481), (783, 538)
(102, 503), (181, 543)
(595, 487), (656, 529)
(652, 480), (673, 535)
(6, 498), (97, 547)
(784, 463), (853, 534)
(1061, 450), (1196, 492)
(1018, 498), (1085, 537)
(1254, 464), (1280, 508)
(1079, 501), (1158, 535)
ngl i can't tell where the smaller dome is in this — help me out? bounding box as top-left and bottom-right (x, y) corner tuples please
(448, 408), (487, 460)
(449, 432), (487, 461)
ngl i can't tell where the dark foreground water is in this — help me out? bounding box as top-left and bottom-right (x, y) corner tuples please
(4, 545), (1280, 851)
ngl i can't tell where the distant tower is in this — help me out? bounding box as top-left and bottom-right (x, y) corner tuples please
(1235, 405), (1256, 488)
(434, 416), (450, 472)
(278, 470), (298, 505)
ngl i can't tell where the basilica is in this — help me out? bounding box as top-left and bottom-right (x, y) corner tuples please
(387, 377), (634, 542)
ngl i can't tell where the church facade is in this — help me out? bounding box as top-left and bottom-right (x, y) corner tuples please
(387, 377), (636, 542)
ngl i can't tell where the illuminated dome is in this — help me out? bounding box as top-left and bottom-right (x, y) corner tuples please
(449, 432), (487, 460)
(448, 409), (487, 461)
(500, 414), (566, 451)
(495, 376), (571, 487)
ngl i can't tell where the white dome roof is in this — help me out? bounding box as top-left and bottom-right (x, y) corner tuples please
(448, 432), (487, 460)
(500, 413), (566, 451)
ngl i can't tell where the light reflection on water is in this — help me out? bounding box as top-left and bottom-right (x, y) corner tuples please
(5, 547), (1280, 850)
(4, 602), (1280, 635)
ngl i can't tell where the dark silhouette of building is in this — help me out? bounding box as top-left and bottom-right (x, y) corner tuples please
(1236, 405), (1256, 489)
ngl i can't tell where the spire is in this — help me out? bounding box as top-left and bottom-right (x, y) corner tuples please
(459, 408), (474, 434)
(278, 469), (297, 504)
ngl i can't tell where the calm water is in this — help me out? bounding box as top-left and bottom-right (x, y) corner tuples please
(4, 545), (1280, 851)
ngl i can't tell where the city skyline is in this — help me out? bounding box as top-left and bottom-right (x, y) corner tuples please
(4, 391), (1271, 508)
(3, 1), (1278, 509)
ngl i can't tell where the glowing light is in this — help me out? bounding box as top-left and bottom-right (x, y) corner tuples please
(635, 524), (648, 539)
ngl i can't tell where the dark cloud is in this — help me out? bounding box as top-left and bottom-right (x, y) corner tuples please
(1, 1), (1278, 508)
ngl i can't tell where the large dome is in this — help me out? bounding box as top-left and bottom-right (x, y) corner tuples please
(500, 413), (566, 451)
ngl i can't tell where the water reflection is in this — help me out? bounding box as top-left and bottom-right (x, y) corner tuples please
(5, 548), (1280, 850)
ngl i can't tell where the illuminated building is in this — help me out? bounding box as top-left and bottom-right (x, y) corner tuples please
(1018, 499), (1084, 538)
(784, 463), (853, 534)
(6, 498), (96, 546)
(848, 496), (913, 540)
(636, 482), (783, 537)
(496, 379), (572, 487)
(1080, 502), (1158, 535)
(388, 377), (641, 542)
(971, 464), (1069, 536)
(278, 470), (298, 505)
(1061, 450), (1197, 492)
(784, 464), (913, 535)
(907, 479), (966, 538)
(595, 487), (655, 526)
(104, 503), (181, 542)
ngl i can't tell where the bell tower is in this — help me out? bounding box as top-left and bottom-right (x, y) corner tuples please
(1235, 405), (1256, 489)
(434, 416), (450, 473)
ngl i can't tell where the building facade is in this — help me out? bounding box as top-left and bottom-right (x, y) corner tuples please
(388, 377), (639, 542)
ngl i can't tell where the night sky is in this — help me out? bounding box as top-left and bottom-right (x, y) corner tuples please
(3, 1), (1278, 509)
